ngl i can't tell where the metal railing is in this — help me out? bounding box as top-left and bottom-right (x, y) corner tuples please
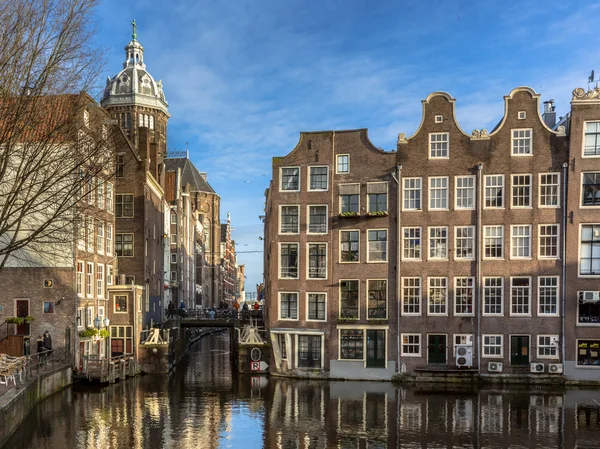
(0, 347), (71, 390)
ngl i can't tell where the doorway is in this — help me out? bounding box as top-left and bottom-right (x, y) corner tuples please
(510, 335), (530, 366)
(15, 299), (30, 335)
(428, 334), (447, 364)
(366, 330), (386, 368)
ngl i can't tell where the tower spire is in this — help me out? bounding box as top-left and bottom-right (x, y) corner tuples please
(131, 19), (137, 42)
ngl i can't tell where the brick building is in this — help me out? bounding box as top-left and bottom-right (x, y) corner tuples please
(221, 213), (237, 304)
(264, 86), (600, 381)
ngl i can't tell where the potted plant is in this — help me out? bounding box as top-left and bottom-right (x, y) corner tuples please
(79, 328), (98, 339)
(99, 329), (110, 339)
(339, 211), (360, 218)
(366, 211), (389, 217)
(5, 317), (23, 325)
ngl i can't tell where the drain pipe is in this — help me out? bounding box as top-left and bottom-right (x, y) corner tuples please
(561, 162), (568, 364)
(391, 165), (402, 373)
(476, 163), (483, 372)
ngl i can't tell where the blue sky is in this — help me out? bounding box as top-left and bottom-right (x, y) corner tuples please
(94, 0), (600, 289)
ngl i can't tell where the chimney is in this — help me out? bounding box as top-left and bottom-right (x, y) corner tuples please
(200, 172), (207, 181)
(542, 100), (556, 128)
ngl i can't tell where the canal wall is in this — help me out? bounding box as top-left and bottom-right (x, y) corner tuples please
(0, 365), (72, 448)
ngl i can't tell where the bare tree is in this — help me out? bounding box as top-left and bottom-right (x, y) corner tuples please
(0, 0), (113, 270)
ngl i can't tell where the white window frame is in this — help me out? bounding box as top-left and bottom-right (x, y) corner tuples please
(401, 333), (421, 357)
(455, 226), (475, 260)
(279, 205), (300, 235)
(86, 216), (94, 253)
(511, 128), (533, 156)
(428, 277), (448, 316)
(539, 173), (560, 208)
(367, 229), (388, 263)
(307, 204), (328, 234)
(367, 279), (388, 320)
(454, 277), (475, 316)
(308, 166), (329, 191)
(339, 279), (360, 320)
(77, 307), (84, 329)
(106, 223), (113, 256)
(428, 176), (449, 210)
(86, 262), (94, 298)
(510, 276), (531, 316)
(280, 166), (300, 192)
(428, 226), (448, 260)
(97, 179), (104, 209)
(484, 225), (504, 260)
(537, 335), (559, 359)
(76, 260), (84, 297)
(107, 265), (114, 286)
(367, 182), (388, 214)
(511, 174), (532, 209)
(538, 224), (559, 259)
(402, 226), (422, 261)
(538, 276), (559, 317)
(429, 132), (449, 159)
(579, 224), (600, 277)
(483, 277), (503, 316)
(455, 175), (475, 210)
(97, 221), (105, 255)
(582, 121), (600, 157)
(86, 307), (94, 328)
(510, 225), (532, 259)
(306, 242), (327, 280)
(402, 177), (422, 211)
(482, 335), (503, 358)
(106, 182), (113, 214)
(115, 193), (134, 218)
(401, 277), (421, 316)
(306, 292), (327, 322)
(336, 154), (349, 174)
(279, 292), (299, 321)
(484, 175), (504, 209)
(96, 263), (104, 298)
(518, 111), (526, 120)
(339, 229), (360, 263)
(279, 242), (299, 279)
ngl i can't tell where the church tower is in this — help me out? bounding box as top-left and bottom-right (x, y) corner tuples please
(101, 20), (169, 181)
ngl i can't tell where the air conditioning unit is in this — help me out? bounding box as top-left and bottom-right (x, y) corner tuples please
(583, 291), (600, 302)
(548, 363), (563, 374)
(530, 362), (545, 373)
(488, 362), (503, 373)
(455, 345), (473, 367)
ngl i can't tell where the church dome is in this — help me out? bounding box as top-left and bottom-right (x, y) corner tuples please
(101, 25), (169, 116)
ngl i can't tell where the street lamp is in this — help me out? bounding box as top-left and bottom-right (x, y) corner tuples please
(94, 316), (110, 328)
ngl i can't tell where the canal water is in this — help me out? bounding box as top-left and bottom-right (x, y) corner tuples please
(4, 331), (600, 448)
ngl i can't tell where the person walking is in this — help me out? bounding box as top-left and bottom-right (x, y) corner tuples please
(43, 330), (53, 352)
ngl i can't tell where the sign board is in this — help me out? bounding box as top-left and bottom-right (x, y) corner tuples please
(250, 361), (269, 371)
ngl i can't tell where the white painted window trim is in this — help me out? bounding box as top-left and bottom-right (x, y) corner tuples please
(307, 204), (328, 235)
(483, 225), (504, 260)
(510, 173), (533, 209)
(402, 177), (422, 211)
(278, 242), (300, 280)
(484, 174), (505, 209)
(307, 165), (329, 192)
(482, 334), (504, 358)
(336, 154), (350, 174)
(537, 276), (560, 317)
(339, 279), (360, 320)
(538, 224), (560, 260)
(510, 224), (532, 260)
(401, 276), (422, 316)
(482, 276), (504, 316)
(537, 334), (560, 360)
(454, 276), (475, 316)
(511, 128), (533, 156)
(366, 228), (388, 263)
(306, 242), (328, 280)
(279, 204), (300, 235)
(279, 291), (299, 321)
(401, 226), (422, 261)
(428, 132), (449, 159)
(454, 175), (476, 210)
(427, 276), (448, 316)
(401, 333), (422, 357)
(306, 292), (327, 322)
(454, 225), (475, 261)
(339, 229), (360, 264)
(279, 166), (301, 192)
(582, 120), (600, 158)
(428, 226), (449, 261)
(509, 276), (532, 317)
(428, 176), (450, 211)
(366, 278), (388, 320)
(538, 172), (560, 208)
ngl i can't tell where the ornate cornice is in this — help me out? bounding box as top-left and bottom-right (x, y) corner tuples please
(572, 87), (600, 101)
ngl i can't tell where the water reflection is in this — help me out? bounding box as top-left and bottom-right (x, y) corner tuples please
(4, 332), (600, 448)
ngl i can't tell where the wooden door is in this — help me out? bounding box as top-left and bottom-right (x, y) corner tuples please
(15, 299), (29, 335)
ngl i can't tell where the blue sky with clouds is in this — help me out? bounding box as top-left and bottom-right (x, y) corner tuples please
(93, 0), (600, 289)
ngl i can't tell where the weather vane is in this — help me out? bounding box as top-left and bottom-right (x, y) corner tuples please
(131, 19), (137, 41)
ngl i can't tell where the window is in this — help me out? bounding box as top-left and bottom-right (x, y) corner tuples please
(340, 280), (359, 319)
(87, 176), (94, 205)
(403, 227), (421, 260)
(309, 166), (328, 191)
(511, 225), (531, 259)
(298, 335), (321, 368)
(115, 295), (128, 312)
(402, 277), (421, 315)
(78, 217), (85, 250)
(403, 178), (422, 210)
(86, 262), (93, 297)
(511, 277), (531, 315)
(105, 182), (113, 214)
(428, 277), (447, 315)
(106, 224), (113, 255)
(340, 230), (359, 262)
(429, 226), (448, 259)
(429, 132), (449, 158)
(367, 230), (387, 262)
(337, 155), (349, 173)
(483, 277), (503, 315)
(280, 243), (299, 278)
(401, 334), (421, 356)
(584, 121), (600, 156)
(280, 205), (299, 234)
(341, 193), (359, 214)
(171, 213), (177, 224)
(538, 335), (558, 358)
(279, 292), (298, 319)
(43, 301), (54, 313)
(76, 308), (84, 329)
(171, 254), (177, 264)
(367, 280), (387, 319)
(484, 226), (504, 259)
(367, 182), (388, 213)
(340, 329), (364, 360)
(116, 194), (134, 218)
(107, 265), (114, 286)
(96, 264), (104, 298)
(76, 261), (84, 296)
(580, 225), (600, 275)
(307, 293), (326, 320)
(512, 129), (532, 155)
(539, 224), (559, 259)
(455, 176), (475, 209)
(539, 277), (558, 315)
(86, 307), (93, 327)
(97, 221), (104, 254)
(115, 233), (133, 257)
(454, 277), (474, 315)
(97, 179), (104, 209)
(116, 154), (124, 178)
(518, 111), (526, 119)
(86, 217), (94, 252)
(429, 177), (448, 210)
(308, 205), (327, 233)
(512, 175), (531, 208)
(577, 340), (600, 366)
(435, 115), (443, 123)
(483, 335), (503, 357)
(579, 291), (600, 324)
(308, 243), (327, 279)
(582, 173), (600, 206)
(485, 175), (504, 208)
(539, 173), (559, 207)
(277, 334), (287, 359)
(280, 167), (299, 191)
(171, 234), (176, 245)
(455, 226), (475, 260)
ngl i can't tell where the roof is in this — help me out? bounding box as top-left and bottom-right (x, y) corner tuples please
(163, 157), (215, 193)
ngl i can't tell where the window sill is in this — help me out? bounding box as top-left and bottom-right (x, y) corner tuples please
(366, 212), (389, 217)
(339, 213), (360, 218)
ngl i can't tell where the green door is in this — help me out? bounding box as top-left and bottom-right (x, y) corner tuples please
(510, 335), (530, 366)
(366, 330), (386, 368)
(428, 334), (447, 364)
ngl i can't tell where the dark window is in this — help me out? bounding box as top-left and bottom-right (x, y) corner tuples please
(298, 335), (321, 368)
(280, 206), (299, 233)
(278, 334), (287, 358)
(115, 295), (128, 312)
(369, 193), (387, 213)
(341, 231), (359, 262)
(280, 243), (298, 278)
(582, 173), (600, 206)
(368, 280), (387, 318)
(580, 225), (600, 275)
(116, 194), (134, 218)
(116, 154), (124, 178)
(308, 294), (326, 320)
(281, 168), (299, 190)
(341, 194), (359, 213)
(308, 244), (326, 278)
(308, 206), (327, 233)
(584, 122), (600, 156)
(577, 340), (600, 366)
(579, 292), (600, 323)
(115, 233), (133, 257)
(340, 329), (363, 359)
(309, 167), (328, 190)
(340, 280), (359, 319)
(279, 293), (297, 319)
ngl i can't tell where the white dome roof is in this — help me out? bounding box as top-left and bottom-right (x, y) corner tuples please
(101, 37), (169, 115)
